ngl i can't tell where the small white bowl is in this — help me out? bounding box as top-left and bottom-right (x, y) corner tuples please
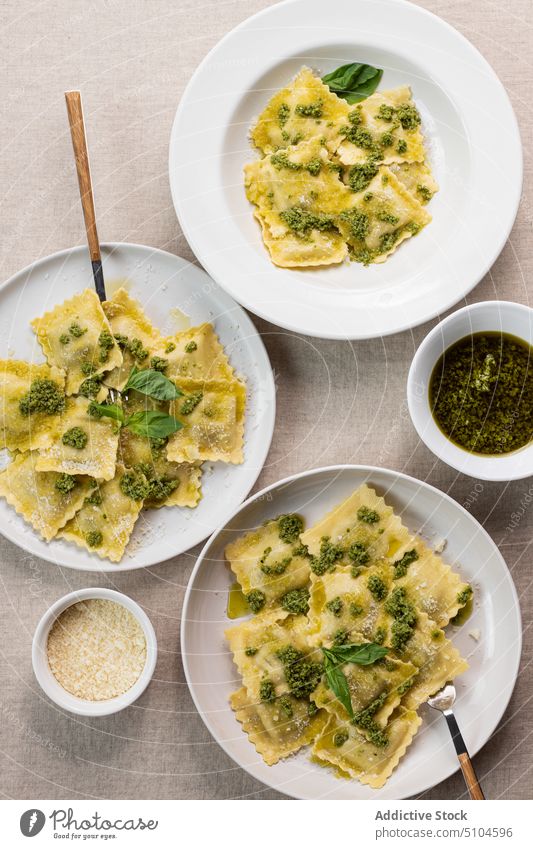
(32, 588), (157, 716)
(407, 301), (533, 481)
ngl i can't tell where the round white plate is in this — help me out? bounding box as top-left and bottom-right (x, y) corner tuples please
(169, 0), (522, 340)
(181, 465), (521, 800)
(0, 243), (275, 571)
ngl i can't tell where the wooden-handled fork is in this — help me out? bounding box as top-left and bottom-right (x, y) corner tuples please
(64, 90), (106, 301)
(428, 683), (485, 800)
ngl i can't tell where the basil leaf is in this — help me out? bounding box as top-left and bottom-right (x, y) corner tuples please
(125, 410), (183, 439)
(328, 642), (388, 665)
(123, 366), (182, 401)
(322, 62), (383, 104)
(322, 649), (354, 719)
(88, 402), (125, 423)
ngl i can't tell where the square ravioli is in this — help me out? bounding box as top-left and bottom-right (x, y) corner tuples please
(58, 464), (145, 562)
(102, 287), (165, 390)
(0, 359), (66, 452)
(34, 396), (119, 480)
(250, 66), (350, 155)
(31, 289), (122, 395)
(118, 423), (202, 509)
(0, 451), (93, 541)
(158, 323), (235, 384)
(244, 138), (352, 268)
(335, 86), (426, 167)
(337, 167), (431, 264)
(225, 513), (311, 612)
(313, 707), (421, 788)
(230, 687), (328, 765)
(166, 379), (245, 464)
(231, 687), (328, 765)
(225, 611), (322, 703)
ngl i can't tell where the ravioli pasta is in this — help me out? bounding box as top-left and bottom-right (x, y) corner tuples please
(0, 288), (245, 562)
(225, 484), (470, 788)
(246, 66), (438, 267)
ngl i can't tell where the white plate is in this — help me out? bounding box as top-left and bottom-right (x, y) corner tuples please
(181, 465), (521, 800)
(0, 243), (275, 571)
(169, 0), (522, 340)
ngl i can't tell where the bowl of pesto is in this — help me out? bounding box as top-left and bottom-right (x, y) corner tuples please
(407, 301), (533, 481)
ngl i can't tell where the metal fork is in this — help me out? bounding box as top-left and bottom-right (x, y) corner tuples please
(427, 683), (485, 799)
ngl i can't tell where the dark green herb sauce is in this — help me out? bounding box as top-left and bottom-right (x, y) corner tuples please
(430, 332), (533, 455)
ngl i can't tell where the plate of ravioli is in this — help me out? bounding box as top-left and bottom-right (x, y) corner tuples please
(181, 466), (521, 799)
(170, 0), (522, 339)
(0, 243), (275, 570)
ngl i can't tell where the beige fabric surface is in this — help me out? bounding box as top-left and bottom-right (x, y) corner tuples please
(0, 0), (531, 800)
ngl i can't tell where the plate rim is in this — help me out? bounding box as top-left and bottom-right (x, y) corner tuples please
(169, 0), (523, 341)
(181, 462), (522, 799)
(0, 241), (276, 571)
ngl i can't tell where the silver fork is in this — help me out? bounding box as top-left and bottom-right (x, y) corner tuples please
(427, 683), (485, 800)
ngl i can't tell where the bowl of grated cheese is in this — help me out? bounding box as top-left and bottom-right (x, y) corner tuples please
(32, 588), (157, 716)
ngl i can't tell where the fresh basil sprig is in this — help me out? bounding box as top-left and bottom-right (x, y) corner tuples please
(322, 63), (383, 104)
(322, 642), (388, 719)
(123, 366), (182, 401)
(89, 402), (183, 439)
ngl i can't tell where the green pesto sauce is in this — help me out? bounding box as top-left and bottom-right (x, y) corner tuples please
(333, 730), (349, 747)
(184, 341), (197, 353)
(55, 473), (77, 495)
(348, 161), (379, 193)
(326, 596), (343, 617)
(98, 330), (115, 363)
(393, 548), (419, 579)
(276, 645), (323, 699)
(279, 207), (335, 236)
(357, 506), (380, 524)
(246, 588), (266, 613)
(84, 489), (103, 506)
(259, 679), (275, 702)
(310, 536), (344, 575)
(119, 470), (150, 501)
(333, 628), (349, 645)
(165, 342), (176, 354)
(278, 103), (290, 127)
(80, 361), (96, 376)
(367, 574), (388, 601)
(348, 542), (370, 565)
(180, 392), (203, 415)
(352, 691), (389, 748)
(78, 374), (103, 399)
(281, 587), (309, 615)
(86, 530), (103, 548)
(19, 379), (65, 416)
(69, 323), (87, 338)
(430, 333), (533, 455)
(271, 150), (322, 176)
(384, 587), (417, 652)
(62, 427), (88, 449)
(259, 546), (291, 575)
(150, 356), (168, 373)
(115, 334), (149, 362)
(295, 100), (323, 118)
(339, 209), (369, 241)
(278, 513), (304, 543)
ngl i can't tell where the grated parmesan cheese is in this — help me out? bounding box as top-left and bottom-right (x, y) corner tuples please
(47, 599), (147, 701)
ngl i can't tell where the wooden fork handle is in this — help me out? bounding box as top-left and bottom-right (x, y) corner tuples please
(445, 711), (485, 800)
(65, 91), (100, 263)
